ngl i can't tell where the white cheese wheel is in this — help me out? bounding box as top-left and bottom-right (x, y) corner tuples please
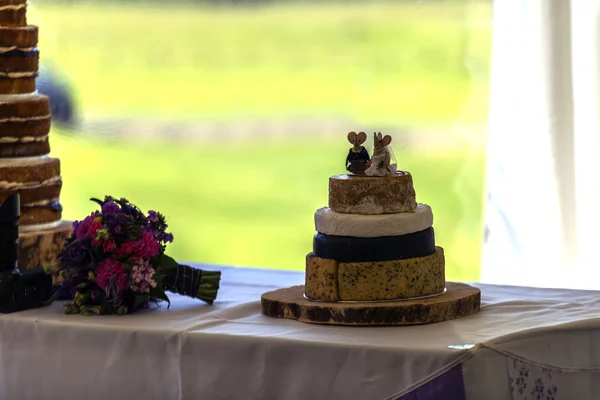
(314, 203), (433, 238)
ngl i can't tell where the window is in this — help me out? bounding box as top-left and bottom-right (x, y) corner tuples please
(34, 0), (492, 280)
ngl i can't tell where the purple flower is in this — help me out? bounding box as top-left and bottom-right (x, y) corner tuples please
(58, 238), (93, 268)
(116, 213), (134, 226)
(101, 213), (127, 238)
(161, 232), (174, 243)
(147, 210), (158, 222)
(102, 202), (120, 214)
(120, 202), (143, 221)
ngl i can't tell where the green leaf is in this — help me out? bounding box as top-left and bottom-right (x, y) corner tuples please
(89, 197), (105, 208)
(149, 286), (171, 309)
(158, 254), (179, 271)
(153, 254), (179, 285)
(65, 304), (79, 315)
(153, 272), (167, 286)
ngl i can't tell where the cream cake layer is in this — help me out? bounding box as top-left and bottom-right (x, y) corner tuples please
(315, 203), (433, 238)
(18, 219), (62, 233)
(0, 91), (37, 101)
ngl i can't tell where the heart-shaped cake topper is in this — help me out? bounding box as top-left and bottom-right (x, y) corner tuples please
(347, 131), (367, 145)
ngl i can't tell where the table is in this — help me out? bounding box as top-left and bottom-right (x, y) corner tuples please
(2, 266), (600, 400)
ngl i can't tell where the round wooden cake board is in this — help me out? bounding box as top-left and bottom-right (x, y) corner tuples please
(261, 282), (481, 326)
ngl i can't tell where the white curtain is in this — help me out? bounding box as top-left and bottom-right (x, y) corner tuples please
(481, 0), (600, 288)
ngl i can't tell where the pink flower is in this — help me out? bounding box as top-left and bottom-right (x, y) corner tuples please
(128, 256), (143, 265)
(114, 242), (132, 257)
(95, 259), (128, 292)
(129, 260), (158, 294)
(131, 230), (160, 259)
(102, 239), (117, 253)
(87, 221), (102, 238)
(75, 214), (99, 239)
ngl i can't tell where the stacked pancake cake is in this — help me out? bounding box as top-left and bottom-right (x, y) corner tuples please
(0, 1), (63, 233)
(305, 134), (445, 302)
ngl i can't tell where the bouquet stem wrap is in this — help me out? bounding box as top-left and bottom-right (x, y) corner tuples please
(164, 264), (220, 305)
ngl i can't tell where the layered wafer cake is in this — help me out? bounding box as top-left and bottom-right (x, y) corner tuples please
(0, 0), (71, 270)
(0, 0), (37, 94)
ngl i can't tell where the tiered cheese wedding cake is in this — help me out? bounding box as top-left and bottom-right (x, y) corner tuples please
(305, 132), (445, 302)
(0, 0), (71, 270)
(261, 131), (480, 326)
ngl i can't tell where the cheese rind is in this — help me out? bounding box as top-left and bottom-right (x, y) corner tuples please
(329, 172), (417, 215)
(305, 252), (339, 301)
(337, 247), (445, 301)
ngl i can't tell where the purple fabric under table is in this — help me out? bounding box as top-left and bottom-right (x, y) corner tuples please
(396, 365), (466, 400)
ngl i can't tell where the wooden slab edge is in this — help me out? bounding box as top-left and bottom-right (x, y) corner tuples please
(261, 281), (481, 326)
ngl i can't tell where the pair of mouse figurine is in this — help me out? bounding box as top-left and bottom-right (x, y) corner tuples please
(346, 131), (397, 176)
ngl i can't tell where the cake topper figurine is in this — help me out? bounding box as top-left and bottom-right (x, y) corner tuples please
(365, 132), (398, 176)
(345, 131), (370, 175)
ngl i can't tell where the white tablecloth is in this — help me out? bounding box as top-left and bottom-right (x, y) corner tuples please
(2, 266), (600, 400)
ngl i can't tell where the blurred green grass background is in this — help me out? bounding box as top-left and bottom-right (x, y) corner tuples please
(32, 0), (491, 280)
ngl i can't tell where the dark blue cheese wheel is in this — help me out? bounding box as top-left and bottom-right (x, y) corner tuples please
(313, 227), (435, 263)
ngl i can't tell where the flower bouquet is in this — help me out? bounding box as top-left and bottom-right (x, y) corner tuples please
(46, 196), (221, 316)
